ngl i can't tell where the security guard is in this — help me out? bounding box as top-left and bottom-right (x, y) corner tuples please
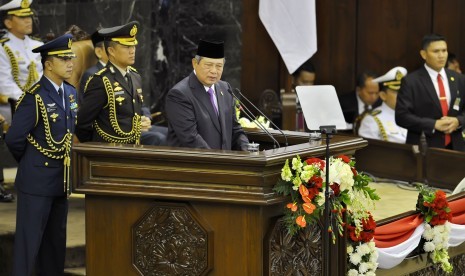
(358, 67), (408, 143)
(5, 33), (77, 276)
(76, 21), (147, 144)
(0, 0), (43, 124)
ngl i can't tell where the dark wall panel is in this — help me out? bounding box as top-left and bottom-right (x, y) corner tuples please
(356, 0), (432, 83)
(433, 0), (465, 69)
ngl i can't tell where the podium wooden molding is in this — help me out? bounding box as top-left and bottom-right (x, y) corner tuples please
(73, 131), (367, 275)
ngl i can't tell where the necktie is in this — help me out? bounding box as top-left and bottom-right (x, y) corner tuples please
(207, 87), (219, 116)
(437, 74), (451, 146)
(125, 73), (133, 94)
(58, 87), (65, 109)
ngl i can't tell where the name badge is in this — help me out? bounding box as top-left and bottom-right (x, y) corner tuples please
(453, 97), (461, 111)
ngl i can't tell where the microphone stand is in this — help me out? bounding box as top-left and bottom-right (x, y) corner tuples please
(228, 89), (280, 149)
(320, 125), (337, 276)
(234, 88), (288, 147)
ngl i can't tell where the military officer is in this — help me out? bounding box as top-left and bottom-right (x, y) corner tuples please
(5, 33), (77, 276)
(0, 0), (43, 124)
(76, 21), (155, 144)
(358, 67), (408, 143)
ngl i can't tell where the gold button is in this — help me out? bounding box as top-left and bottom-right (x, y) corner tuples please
(45, 162), (48, 166)
(67, 116), (69, 119)
(132, 99), (135, 103)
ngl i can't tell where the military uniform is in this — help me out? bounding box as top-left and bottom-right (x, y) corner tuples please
(5, 33), (77, 276)
(0, 0), (43, 124)
(76, 62), (144, 143)
(359, 66), (408, 144)
(358, 102), (407, 143)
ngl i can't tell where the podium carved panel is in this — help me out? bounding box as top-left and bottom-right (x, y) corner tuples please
(268, 217), (323, 275)
(133, 203), (212, 276)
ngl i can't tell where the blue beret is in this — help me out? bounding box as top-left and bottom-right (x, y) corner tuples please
(32, 33), (76, 58)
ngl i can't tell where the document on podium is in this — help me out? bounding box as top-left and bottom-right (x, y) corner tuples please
(295, 85), (347, 131)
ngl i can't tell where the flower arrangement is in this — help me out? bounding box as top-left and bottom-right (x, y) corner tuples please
(346, 212), (378, 276)
(235, 99), (272, 129)
(274, 155), (380, 239)
(416, 184), (453, 273)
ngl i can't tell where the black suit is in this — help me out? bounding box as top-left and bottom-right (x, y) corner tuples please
(339, 91), (382, 124)
(395, 67), (465, 151)
(165, 72), (249, 150)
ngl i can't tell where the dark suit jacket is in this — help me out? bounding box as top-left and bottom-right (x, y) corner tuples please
(339, 91), (382, 124)
(395, 67), (465, 151)
(5, 76), (77, 196)
(75, 62), (144, 143)
(165, 72), (249, 150)
(78, 61), (104, 104)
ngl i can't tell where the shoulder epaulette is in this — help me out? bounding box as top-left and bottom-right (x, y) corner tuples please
(95, 67), (108, 76)
(63, 80), (76, 88)
(0, 37), (10, 45)
(128, 66), (139, 74)
(29, 36), (43, 42)
(370, 110), (382, 116)
(27, 83), (40, 94)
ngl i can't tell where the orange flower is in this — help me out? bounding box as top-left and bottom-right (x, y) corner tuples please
(299, 184), (309, 197)
(296, 215), (306, 227)
(286, 202), (298, 212)
(302, 202), (316, 214)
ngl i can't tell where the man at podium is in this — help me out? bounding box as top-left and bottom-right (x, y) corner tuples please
(165, 39), (249, 150)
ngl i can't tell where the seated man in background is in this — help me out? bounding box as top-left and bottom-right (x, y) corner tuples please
(165, 39), (249, 150)
(293, 60), (316, 131)
(358, 67), (408, 143)
(339, 71), (382, 129)
(447, 53), (462, 74)
(79, 30), (108, 102)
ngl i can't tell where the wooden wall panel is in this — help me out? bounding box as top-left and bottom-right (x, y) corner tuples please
(241, 0), (465, 128)
(312, 0), (357, 95)
(433, 0), (465, 68)
(357, 0), (432, 81)
(241, 0), (280, 105)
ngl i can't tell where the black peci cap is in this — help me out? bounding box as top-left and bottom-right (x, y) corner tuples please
(196, 39), (224, 59)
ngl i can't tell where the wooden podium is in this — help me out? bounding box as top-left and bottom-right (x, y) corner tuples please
(72, 130), (366, 275)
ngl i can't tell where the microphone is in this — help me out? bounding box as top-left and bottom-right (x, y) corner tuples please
(228, 88), (280, 149)
(234, 88), (288, 147)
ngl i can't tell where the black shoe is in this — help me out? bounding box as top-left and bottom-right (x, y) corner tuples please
(0, 192), (14, 202)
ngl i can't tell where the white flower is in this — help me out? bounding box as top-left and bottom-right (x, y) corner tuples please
(347, 245), (354, 254)
(316, 191), (325, 206)
(358, 262), (369, 273)
(368, 241), (376, 251)
(422, 226), (434, 240)
(356, 243), (370, 255)
(424, 241), (435, 252)
(347, 269), (358, 276)
(366, 271), (376, 276)
(349, 252), (362, 265)
(324, 158), (354, 191)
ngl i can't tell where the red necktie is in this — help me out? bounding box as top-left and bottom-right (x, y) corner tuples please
(437, 74), (451, 146)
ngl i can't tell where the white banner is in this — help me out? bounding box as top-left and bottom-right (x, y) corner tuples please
(259, 0), (317, 74)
